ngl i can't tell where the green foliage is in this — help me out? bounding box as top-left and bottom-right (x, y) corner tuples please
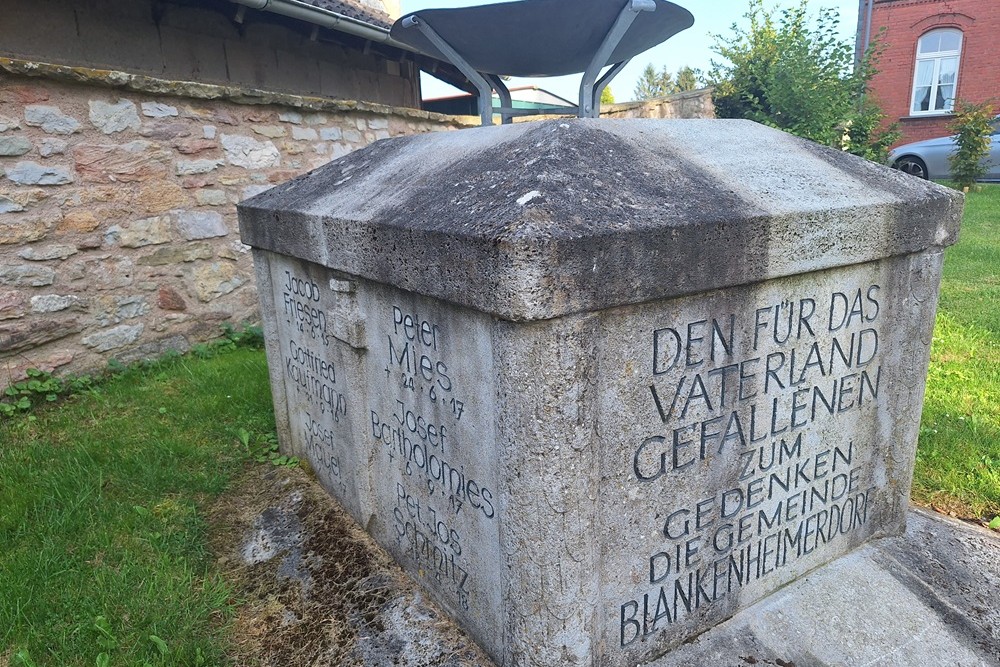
(948, 100), (995, 190)
(844, 96), (900, 163)
(0, 369), (95, 418)
(240, 428), (299, 468)
(632, 65), (701, 100)
(600, 86), (615, 105)
(634, 64), (672, 100)
(708, 0), (895, 160)
(675, 65), (700, 92)
(0, 345), (275, 664)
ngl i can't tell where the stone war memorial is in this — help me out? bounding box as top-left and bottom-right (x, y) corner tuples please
(238, 115), (964, 666)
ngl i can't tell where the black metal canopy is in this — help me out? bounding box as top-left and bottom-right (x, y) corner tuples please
(390, 0), (694, 124)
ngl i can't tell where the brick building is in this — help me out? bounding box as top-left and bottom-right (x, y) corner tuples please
(857, 0), (1000, 145)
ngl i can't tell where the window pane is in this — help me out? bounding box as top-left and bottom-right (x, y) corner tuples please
(936, 85), (955, 111)
(913, 86), (931, 112)
(918, 32), (942, 54)
(939, 31), (961, 52)
(914, 60), (935, 86)
(938, 57), (958, 84)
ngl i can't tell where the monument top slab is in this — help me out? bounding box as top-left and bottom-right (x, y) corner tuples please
(239, 119), (962, 321)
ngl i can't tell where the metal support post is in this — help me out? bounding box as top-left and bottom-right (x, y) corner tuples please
(578, 0), (655, 118)
(402, 16), (498, 126)
(486, 74), (514, 124)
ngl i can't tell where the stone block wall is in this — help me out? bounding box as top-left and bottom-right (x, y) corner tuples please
(0, 61), (470, 386)
(602, 88), (715, 120)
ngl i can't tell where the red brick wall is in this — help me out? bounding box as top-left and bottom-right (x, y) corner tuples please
(864, 0), (1000, 145)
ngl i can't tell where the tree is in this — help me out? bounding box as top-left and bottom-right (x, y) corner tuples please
(675, 66), (701, 92)
(601, 86), (616, 105)
(707, 0), (896, 160)
(948, 100), (995, 190)
(633, 64), (676, 100)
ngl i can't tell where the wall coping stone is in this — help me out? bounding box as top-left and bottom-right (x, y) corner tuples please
(238, 118), (963, 322)
(0, 58), (478, 127)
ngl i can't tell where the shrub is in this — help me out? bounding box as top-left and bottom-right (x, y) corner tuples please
(948, 100), (995, 190)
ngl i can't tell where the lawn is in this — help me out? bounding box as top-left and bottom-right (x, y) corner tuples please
(0, 343), (274, 666)
(912, 183), (1000, 521)
(0, 186), (997, 666)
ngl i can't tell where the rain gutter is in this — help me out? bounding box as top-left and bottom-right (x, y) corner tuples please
(228, 0), (410, 49)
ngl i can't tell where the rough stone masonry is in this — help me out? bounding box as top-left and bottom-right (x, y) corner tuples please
(238, 119), (963, 667)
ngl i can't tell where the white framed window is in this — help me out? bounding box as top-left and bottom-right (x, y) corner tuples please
(911, 28), (962, 115)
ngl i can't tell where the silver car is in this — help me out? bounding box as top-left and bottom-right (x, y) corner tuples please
(889, 115), (1000, 181)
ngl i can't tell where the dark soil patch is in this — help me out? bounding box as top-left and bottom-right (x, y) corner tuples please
(208, 465), (495, 667)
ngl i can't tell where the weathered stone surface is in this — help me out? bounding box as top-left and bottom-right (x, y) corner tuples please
(4, 188), (48, 209)
(81, 323), (143, 352)
(136, 242), (213, 266)
(653, 509), (1000, 667)
(108, 216), (173, 248)
(240, 120), (965, 667)
(84, 257), (134, 290)
(174, 138), (218, 155)
(0, 211), (54, 245)
(195, 189), (227, 206)
(59, 210), (101, 233)
(267, 169), (299, 184)
(342, 129), (363, 143)
(141, 102), (178, 118)
(116, 334), (191, 365)
(253, 125), (287, 138)
(280, 141), (306, 156)
(203, 125), (217, 139)
(0, 196), (23, 214)
(157, 286), (187, 311)
(278, 111), (303, 124)
(73, 141), (169, 183)
(24, 104), (81, 134)
(368, 117), (389, 130)
(173, 210), (228, 240)
(89, 99), (141, 134)
(193, 262), (244, 302)
(0, 136), (32, 156)
(3, 350), (75, 383)
(221, 134), (280, 169)
(319, 127), (342, 141)
(139, 122), (192, 140)
(38, 138), (68, 157)
(291, 127), (318, 141)
(5, 161), (73, 185)
(30, 294), (83, 313)
(175, 158), (223, 176)
(242, 184), (273, 199)
(93, 295), (151, 325)
(0, 291), (27, 320)
(181, 176), (216, 189)
(0, 318), (82, 353)
(138, 181), (188, 214)
(18, 244), (78, 261)
(0, 115), (21, 132)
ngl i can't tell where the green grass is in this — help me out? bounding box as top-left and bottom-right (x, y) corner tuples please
(0, 347), (274, 666)
(913, 184), (1000, 521)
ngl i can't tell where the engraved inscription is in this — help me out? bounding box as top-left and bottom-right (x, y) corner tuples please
(618, 285), (884, 648)
(369, 301), (496, 614)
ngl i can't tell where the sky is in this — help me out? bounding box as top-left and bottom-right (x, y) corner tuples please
(399, 0), (863, 104)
